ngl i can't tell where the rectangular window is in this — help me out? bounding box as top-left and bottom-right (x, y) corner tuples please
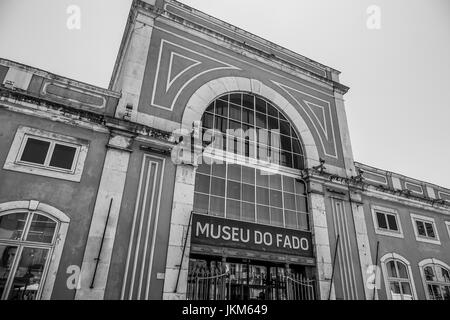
(4, 126), (89, 182)
(18, 136), (78, 172)
(410, 213), (440, 245)
(371, 206), (403, 238)
(415, 220), (436, 238)
(375, 211), (398, 231)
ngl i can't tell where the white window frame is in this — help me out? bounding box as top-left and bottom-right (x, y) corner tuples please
(445, 221), (450, 240)
(3, 126), (89, 182)
(410, 213), (441, 245)
(0, 200), (70, 300)
(371, 205), (404, 238)
(380, 253), (418, 300)
(418, 258), (450, 300)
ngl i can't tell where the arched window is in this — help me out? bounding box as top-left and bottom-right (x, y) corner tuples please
(0, 209), (60, 300)
(194, 93), (309, 230)
(421, 261), (450, 300)
(380, 253), (417, 300)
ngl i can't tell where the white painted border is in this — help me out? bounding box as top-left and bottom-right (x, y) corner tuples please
(410, 213), (441, 245)
(0, 200), (70, 300)
(371, 205), (404, 239)
(380, 253), (418, 300)
(3, 126), (89, 182)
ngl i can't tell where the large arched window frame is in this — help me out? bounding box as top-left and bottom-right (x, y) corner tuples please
(0, 201), (69, 300)
(418, 258), (450, 300)
(193, 92), (310, 230)
(380, 253), (418, 300)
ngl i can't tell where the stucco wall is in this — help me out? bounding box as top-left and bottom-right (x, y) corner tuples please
(0, 108), (109, 299)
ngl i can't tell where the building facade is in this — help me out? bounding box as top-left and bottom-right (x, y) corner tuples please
(0, 0), (449, 300)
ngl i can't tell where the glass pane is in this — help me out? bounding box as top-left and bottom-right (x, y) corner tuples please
(269, 190), (282, 208)
(257, 205), (270, 224)
(284, 210), (297, 229)
(397, 261), (408, 279)
(227, 164), (241, 182)
(7, 247), (49, 300)
(26, 214), (57, 244)
(389, 282), (402, 300)
(229, 104), (241, 121)
(241, 203), (255, 222)
(194, 193), (209, 214)
(430, 284), (442, 300)
(416, 221), (426, 236)
(227, 180), (241, 200)
(230, 93), (241, 106)
(270, 208), (283, 227)
(267, 104), (278, 117)
(242, 184), (255, 203)
(292, 139), (302, 154)
(295, 180), (306, 194)
(269, 174), (282, 190)
(242, 94), (254, 110)
(436, 267), (450, 283)
(202, 113), (214, 129)
(195, 173), (210, 194)
(215, 99), (228, 116)
(0, 212), (28, 241)
(20, 138), (50, 165)
(211, 163), (226, 178)
(441, 268), (450, 283)
(297, 212), (309, 230)
(209, 196), (225, 217)
(376, 212), (388, 229)
(205, 102), (214, 113)
(279, 121), (291, 136)
(255, 112), (267, 128)
(226, 199), (241, 220)
(255, 97), (266, 113)
(256, 187), (269, 205)
(282, 176), (295, 193)
(0, 245), (18, 298)
(401, 282), (413, 300)
(442, 285), (450, 300)
(242, 166), (255, 184)
(296, 195), (308, 212)
(197, 161), (211, 175)
(210, 177), (225, 197)
(387, 261), (397, 278)
(386, 214), (398, 231)
(424, 266), (435, 281)
(283, 193), (296, 210)
(425, 222), (435, 238)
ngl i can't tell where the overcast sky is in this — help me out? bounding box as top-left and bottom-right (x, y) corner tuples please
(0, 0), (449, 188)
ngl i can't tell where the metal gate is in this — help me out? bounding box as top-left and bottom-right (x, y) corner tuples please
(285, 274), (316, 300)
(187, 269), (230, 300)
(187, 271), (315, 300)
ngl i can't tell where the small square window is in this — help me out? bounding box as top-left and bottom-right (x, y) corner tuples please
(411, 213), (440, 245)
(371, 206), (403, 238)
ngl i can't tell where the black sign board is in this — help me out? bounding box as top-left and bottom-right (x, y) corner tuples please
(191, 214), (313, 257)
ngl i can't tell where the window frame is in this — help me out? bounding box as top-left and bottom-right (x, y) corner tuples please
(3, 126), (89, 182)
(380, 253), (417, 300)
(0, 200), (70, 300)
(418, 258), (450, 300)
(371, 205), (404, 238)
(410, 213), (440, 245)
(445, 221), (450, 240)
